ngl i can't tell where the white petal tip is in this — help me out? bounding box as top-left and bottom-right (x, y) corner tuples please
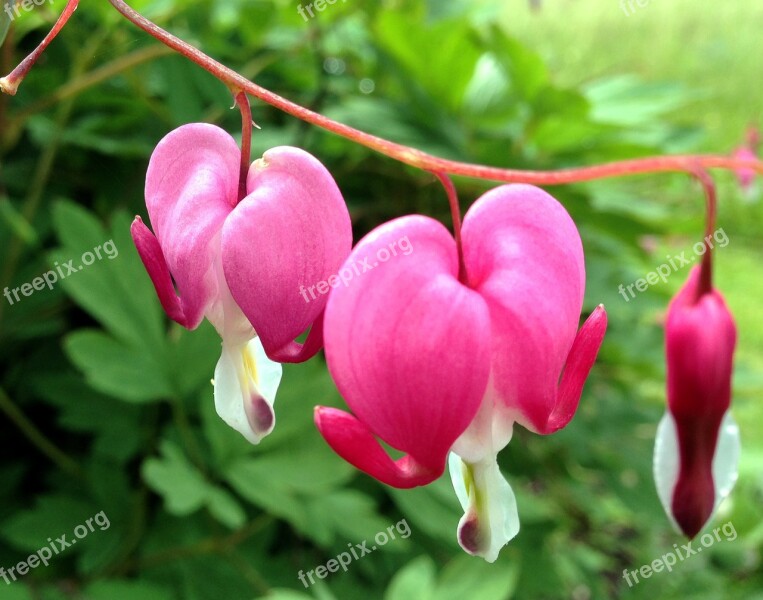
(449, 453), (520, 562)
(213, 337), (283, 445)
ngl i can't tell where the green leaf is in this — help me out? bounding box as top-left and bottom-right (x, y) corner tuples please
(374, 13), (482, 112)
(435, 554), (519, 600)
(34, 373), (144, 462)
(168, 320), (220, 397)
(225, 431), (356, 544)
(0, 0), (13, 48)
(83, 580), (174, 600)
(0, 585), (34, 600)
(50, 202), (165, 351)
(64, 329), (173, 403)
(142, 440), (210, 516)
(206, 487), (247, 529)
(142, 440), (245, 529)
(388, 474), (461, 548)
(384, 555), (437, 600)
(484, 27), (549, 102)
(303, 490), (394, 548)
(584, 75), (695, 126)
(265, 592), (314, 600)
(1, 495), (95, 552)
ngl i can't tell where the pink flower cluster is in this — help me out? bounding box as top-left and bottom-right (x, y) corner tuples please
(132, 123), (741, 560)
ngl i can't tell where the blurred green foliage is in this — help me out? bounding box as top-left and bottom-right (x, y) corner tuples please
(0, 1), (761, 599)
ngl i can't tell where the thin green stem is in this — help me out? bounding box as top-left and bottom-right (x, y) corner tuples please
(0, 386), (84, 477)
(169, 395), (207, 475)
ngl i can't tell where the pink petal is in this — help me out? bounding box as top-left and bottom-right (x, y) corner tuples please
(222, 147), (351, 363)
(130, 216), (186, 326)
(314, 408), (436, 488)
(320, 216), (492, 485)
(732, 146), (757, 190)
(541, 305), (607, 434)
(461, 184), (588, 432)
(143, 123), (240, 329)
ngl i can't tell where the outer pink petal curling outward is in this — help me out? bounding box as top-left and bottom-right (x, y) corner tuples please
(317, 216), (492, 487)
(545, 305), (608, 433)
(130, 216), (186, 325)
(662, 267), (737, 538)
(140, 123), (240, 329)
(315, 407), (438, 488)
(222, 147), (352, 363)
(461, 185), (605, 434)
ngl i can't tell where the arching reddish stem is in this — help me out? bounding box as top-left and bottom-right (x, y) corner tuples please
(0, 0), (79, 95)
(4, 0), (763, 190)
(691, 168), (717, 298)
(102, 0), (763, 186)
(233, 90), (252, 203)
(432, 171), (467, 285)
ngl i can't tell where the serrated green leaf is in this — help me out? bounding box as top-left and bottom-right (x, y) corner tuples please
(142, 440), (245, 529)
(142, 441), (210, 516)
(65, 329), (173, 402)
(50, 202), (165, 351)
(1, 495), (95, 552)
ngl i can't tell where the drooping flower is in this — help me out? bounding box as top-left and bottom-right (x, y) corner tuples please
(131, 123), (352, 443)
(315, 184), (607, 561)
(731, 125), (760, 194)
(653, 266), (740, 538)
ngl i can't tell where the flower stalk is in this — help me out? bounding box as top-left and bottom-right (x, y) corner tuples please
(4, 0), (762, 188)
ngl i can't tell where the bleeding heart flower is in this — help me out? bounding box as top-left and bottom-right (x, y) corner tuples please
(315, 184), (607, 562)
(653, 266), (740, 538)
(732, 126), (760, 194)
(131, 123), (351, 443)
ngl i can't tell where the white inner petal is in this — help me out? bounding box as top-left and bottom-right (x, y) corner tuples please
(653, 409), (741, 533)
(213, 337), (283, 444)
(653, 411), (680, 532)
(448, 452), (520, 563)
(204, 233), (255, 343)
(711, 411), (741, 514)
(452, 377), (515, 464)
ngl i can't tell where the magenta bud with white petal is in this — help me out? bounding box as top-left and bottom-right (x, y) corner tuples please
(732, 126), (759, 193)
(654, 266), (740, 538)
(316, 184), (607, 561)
(132, 123), (351, 443)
